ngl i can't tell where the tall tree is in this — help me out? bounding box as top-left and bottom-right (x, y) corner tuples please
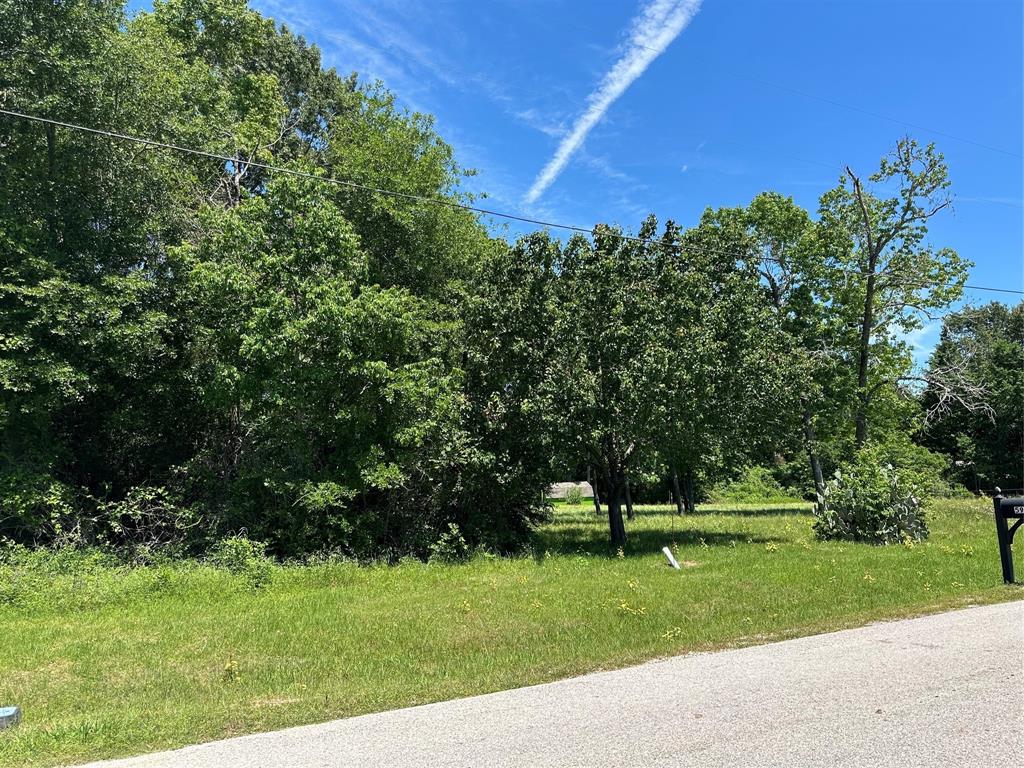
(548, 221), (672, 547)
(179, 173), (472, 556)
(819, 138), (969, 448)
(740, 192), (854, 497)
(0, 0), (503, 556)
(462, 233), (560, 550)
(660, 204), (798, 508)
(921, 302), (1021, 492)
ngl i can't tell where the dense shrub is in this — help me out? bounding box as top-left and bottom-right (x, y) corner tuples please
(814, 452), (927, 544)
(708, 466), (803, 503)
(563, 486), (585, 505)
(100, 486), (197, 552)
(859, 438), (949, 496)
(207, 536), (274, 588)
(427, 523), (471, 564)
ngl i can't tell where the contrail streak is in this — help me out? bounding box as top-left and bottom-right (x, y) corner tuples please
(524, 0), (702, 204)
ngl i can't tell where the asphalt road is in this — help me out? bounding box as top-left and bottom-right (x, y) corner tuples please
(83, 601), (1024, 768)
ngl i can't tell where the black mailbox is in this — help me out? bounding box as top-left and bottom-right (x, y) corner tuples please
(993, 491), (1024, 584)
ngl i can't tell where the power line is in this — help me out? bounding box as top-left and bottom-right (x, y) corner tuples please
(1, 108), (1021, 297)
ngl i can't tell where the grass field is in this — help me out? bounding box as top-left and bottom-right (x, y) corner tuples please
(1, 498), (1021, 767)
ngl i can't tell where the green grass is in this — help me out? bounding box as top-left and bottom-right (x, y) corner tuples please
(1, 498), (1021, 767)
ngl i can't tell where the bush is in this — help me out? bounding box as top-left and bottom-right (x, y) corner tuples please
(859, 438), (949, 496)
(814, 452), (927, 544)
(207, 535), (274, 588)
(708, 466), (803, 504)
(0, 472), (86, 547)
(563, 485), (585, 505)
(428, 522), (471, 563)
(100, 486), (197, 553)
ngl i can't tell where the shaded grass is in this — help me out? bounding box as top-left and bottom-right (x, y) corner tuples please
(1, 498), (1020, 767)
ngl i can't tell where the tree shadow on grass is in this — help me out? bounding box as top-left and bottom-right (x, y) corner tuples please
(550, 504), (811, 528)
(682, 504), (812, 517)
(535, 525), (784, 558)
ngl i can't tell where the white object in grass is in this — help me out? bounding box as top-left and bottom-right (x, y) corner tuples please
(662, 546), (681, 570)
(0, 706), (20, 730)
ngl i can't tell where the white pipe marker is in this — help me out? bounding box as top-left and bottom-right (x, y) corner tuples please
(662, 546), (681, 569)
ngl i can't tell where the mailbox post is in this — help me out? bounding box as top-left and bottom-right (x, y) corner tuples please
(993, 490), (1024, 584)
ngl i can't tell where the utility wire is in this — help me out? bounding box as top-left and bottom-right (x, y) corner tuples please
(1, 107), (1021, 297)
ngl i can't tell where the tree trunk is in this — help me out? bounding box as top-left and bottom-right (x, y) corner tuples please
(801, 399), (826, 498)
(603, 465), (627, 549)
(848, 168), (878, 450)
(589, 465), (602, 516)
(624, 475), (635, 520)
(670, 466), (684, 516)
(854, 269), (876, 448)
(683, 470), (696, 514)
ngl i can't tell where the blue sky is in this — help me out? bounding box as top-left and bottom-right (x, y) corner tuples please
(137, 0), (1024, 356)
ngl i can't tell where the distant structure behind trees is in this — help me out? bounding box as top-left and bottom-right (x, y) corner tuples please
(547, 483), (595, 500)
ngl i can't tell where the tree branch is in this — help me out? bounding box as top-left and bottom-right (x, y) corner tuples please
(898, 354), (994, 426)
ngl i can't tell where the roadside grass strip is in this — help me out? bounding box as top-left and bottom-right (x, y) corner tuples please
(1, 498), (1020, 767)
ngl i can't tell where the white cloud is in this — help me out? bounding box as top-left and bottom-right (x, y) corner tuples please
(897, 321), (941, 368)
(524, 0), (702, 204)
(254, 0), (506, 111)
(514, 108), (567, 138)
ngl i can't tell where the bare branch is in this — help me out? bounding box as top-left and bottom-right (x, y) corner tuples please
(923, 200), (951, 219)
(898, 351), (994, 426)
(846, 166), (876, 261)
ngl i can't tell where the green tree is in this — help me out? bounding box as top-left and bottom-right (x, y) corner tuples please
(461, 233), (560, 548)
(921, 302), (1022, 492)
(179, 172), (470, 555)
(548, 221), (673, 547)
(0, 0), (205, 537)
(819, 138), (970, 448)
(733, 191), (874, 497)
(660, 206), (794, 511)
(0, 0), (502, 555)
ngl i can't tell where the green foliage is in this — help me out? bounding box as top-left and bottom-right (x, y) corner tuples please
(177, 172), (476, 556)
(563, 486), (585, 505)
(708, 466), (803, 504)
(921, 302), (1023, 492)
(460, 233), (559, 552)
(207, 535), (274, 588)
(99, 486), (197, 552)
(857, 438), (949, 496)
(0, 0), (507, 559)
(814, 451), (928, 544)
(427, 522), (471, 564)
(0, 0), (990, 559)
(817, 139), (969, 448)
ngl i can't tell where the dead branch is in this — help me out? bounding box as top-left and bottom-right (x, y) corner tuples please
(898, 351), (994, 425)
